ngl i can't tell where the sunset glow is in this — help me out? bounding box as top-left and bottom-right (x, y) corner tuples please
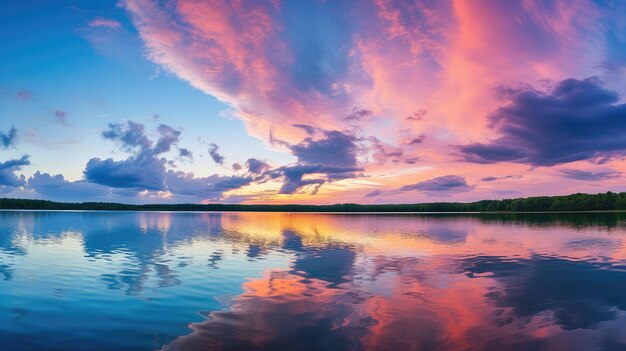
(2, 1), (626, 204)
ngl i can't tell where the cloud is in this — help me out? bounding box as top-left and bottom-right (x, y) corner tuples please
(405, 109), (428, 121)
(245, 158), (270, 174)
(269, 130), (291, 148)
(85, 121), (181, 190)
(480, 175), (521, 182)
(275, 164), (362, 195)
(88, 17), (122, 29)
(153, 124), (181, 154)
(290, 130), (361, 167)
(165, 171), (252, 201)
(208, 143), (225, 165)
(101, 121), (181, 156)
(118, 0), (621, 204)
(364, 189), (381, 197)
(28, 172), (111, 202)
(291, 124), (317, 136)
(406, 135), (425, 145)
(344, 108), (373, 121)
(400, 175), (470, 195)
(16, 90), (31, 101)
(121, 0), (369, 147)
(0, 155), (30, 187)
(232, 163), (242, 171)
(82, 120), (255, 201)
(370, 137), (404, 163)
(84, 154), (167, 190)
(371, 137), (424, 165)
(456, 78), (626, 166)
(0, 126), (17, 149)
(559, 168), (621, 181)
(102, 121), (152, 151)
(54, 110), (68, 124)
(178, 148), (193, 160)
(259, 130), (365, 194)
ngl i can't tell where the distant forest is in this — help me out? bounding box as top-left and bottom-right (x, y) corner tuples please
(2, 192), (626, 212)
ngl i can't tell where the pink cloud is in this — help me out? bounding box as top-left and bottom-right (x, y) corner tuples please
(120, 0), (625, 203)
(122, 0), (363, 142)
(88, 17), (122, 29)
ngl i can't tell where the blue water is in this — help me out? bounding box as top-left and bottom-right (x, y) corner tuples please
(3, 211), (626, 350)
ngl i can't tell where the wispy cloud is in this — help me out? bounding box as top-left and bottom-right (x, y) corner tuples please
(88, 17), (122, 29)
(559, 168), (621, 181)
(16, 90), (31, 101)
(400, 175), (471, 196)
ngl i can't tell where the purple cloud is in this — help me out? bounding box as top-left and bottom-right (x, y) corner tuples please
(480, 175), (521, 182)
(273, 164), (362, 195)
(290, 130), (360, 167)
(292, 124), (317, 136)
(371, 138), (404, 162)
(405, 109), (428, 121)
(404, 157), (420, 164)
(400, 175), (470, 195)
(559, 168), (621, 181)
(208, 143), (225, 165)
(345, 107), (373, 122)
(457, 77), (626, 166)
(407, 135), (426, 145)
(245, 158), (270, 174)
(365, 189), (381, 197)
(269, 129), (291, 148)
(261, 130), (364, 194)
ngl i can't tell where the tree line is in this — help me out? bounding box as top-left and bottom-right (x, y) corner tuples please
(2, 191), (626, 212)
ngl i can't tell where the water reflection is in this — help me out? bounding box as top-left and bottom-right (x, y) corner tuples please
(464, 255), (626, 330)
(2, 211), (626, 350)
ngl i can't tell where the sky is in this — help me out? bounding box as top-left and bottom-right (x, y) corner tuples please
(1, 0), (626, 204)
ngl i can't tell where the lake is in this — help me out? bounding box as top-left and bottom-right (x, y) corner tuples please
(2, 211), (626, 350)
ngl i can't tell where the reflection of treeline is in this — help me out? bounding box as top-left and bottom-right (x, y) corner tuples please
(3, 192), (626, 212)
(477, 212), (626, 228)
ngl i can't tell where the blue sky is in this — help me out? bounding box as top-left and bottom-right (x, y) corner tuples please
(1, 1), (291, 181)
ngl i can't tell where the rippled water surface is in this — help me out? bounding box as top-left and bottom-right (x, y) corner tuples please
(3, 211), (626, 350)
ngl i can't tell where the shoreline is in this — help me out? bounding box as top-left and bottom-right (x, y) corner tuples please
(2, 209), (626, 214)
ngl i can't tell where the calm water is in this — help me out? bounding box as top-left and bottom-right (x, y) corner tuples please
(3, 212), (626, 350)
